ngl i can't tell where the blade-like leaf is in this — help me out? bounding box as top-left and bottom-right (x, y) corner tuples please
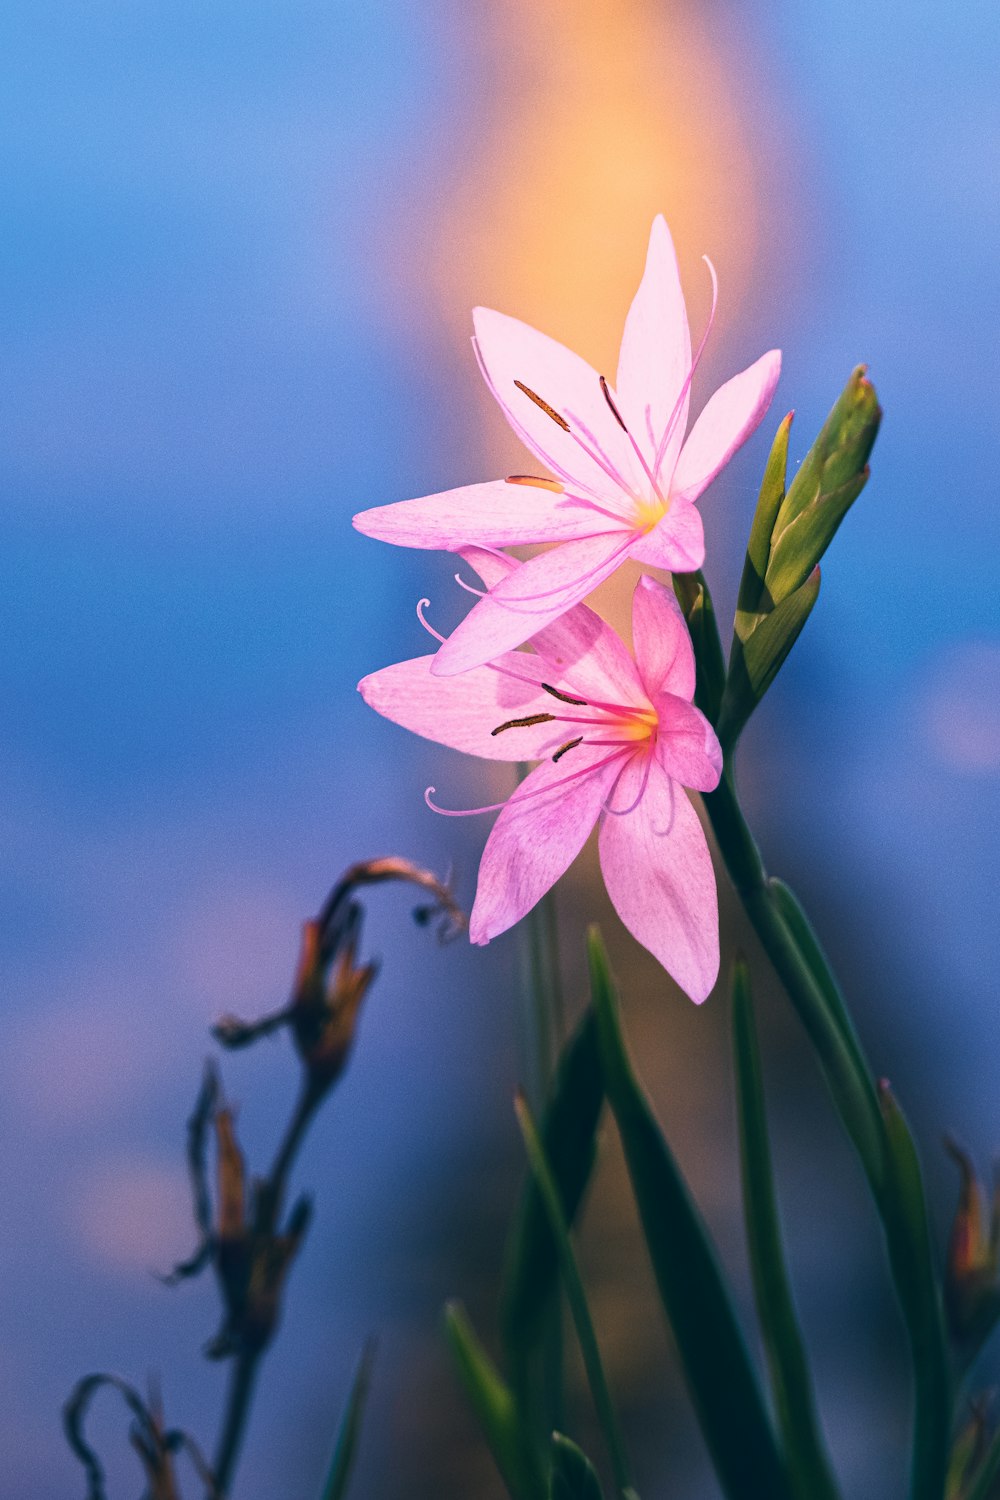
(515, 1093), (633, 1497)
(445, 1301), (546, 1500)
(588, 930), (793, 1500)
(320, 1341), (375, 1500)
(501, 1008), (605, 1356)
(877, 1083), (951, 1500)
(549, 1433), (605, 1500)
(732, 961), (840, 1500)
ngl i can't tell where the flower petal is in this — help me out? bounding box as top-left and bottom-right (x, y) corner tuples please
(670, 350), (782, 505)
(654, 694), (723, 791)
(359, 654), (561, 761)
(631, 574), (696, 701)
(432, 531), (634, 677)
(599, 755), (719, 1003)
(473, 307), (643, 503)
(470, 746), (626, 943)
(461, 546), (648, 707)
(629, 501), (705, 572)
(615, 215), (691, 475)
(353, 480), (601, 550)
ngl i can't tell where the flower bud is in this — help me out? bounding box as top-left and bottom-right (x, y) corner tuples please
(718, 371), (880, 752)
(944, 1138), (1000, 1349)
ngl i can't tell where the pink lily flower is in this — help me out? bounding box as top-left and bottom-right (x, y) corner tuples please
(353, 215), (780, 677)
(358, 549), (723, 1003)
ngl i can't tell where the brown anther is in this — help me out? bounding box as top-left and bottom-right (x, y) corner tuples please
(491, 713), (556, 737)
(542, 683), (588, 706)
(514, 380), (570, 431)
(599, 374), (628, 431)
(505, 474), (565, 493)
(552, 736), (583, 762)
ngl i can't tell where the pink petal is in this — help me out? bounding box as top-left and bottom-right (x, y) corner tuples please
(631, 575), (696, 701)
(615, 215), (691, 476)
(470, 746), (626, 944)
(629, 501), (705, 572)
(473, 307), (643, 504)
(670, 350), (782, 505)
(353, 480), (600, 550)
(598, 755), (719, 1003)
(431, 531), (634, 677)
(359, 654), (561, 761)
(461, 545), (648, 708)
(654, 694), (723, 791)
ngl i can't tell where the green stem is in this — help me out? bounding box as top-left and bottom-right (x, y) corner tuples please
(515, 1093), (634, 1498)
(515, 766), (566, 1440)
(704, 765), (950, 1500)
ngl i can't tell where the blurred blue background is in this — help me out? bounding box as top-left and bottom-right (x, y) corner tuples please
(1, 1), (998, 1495)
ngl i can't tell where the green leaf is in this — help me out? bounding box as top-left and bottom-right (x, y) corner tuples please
(732, 961), (840, 1500)
(501, 1008), (605, 1356)
(735, 412), (793, 635)
(876, 1083), (951, 1500)
(549, 1433), (606, 1500)
(320, 1341), (375, 1500)
(515, 1093), (634, 1497)
(718, 569), (821, 751)
(444, 1301), (546, 1500)
(763, 368), (880, 602)
(588, 929), (793, 1500)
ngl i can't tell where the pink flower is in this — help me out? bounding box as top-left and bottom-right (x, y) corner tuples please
(358, 550), (723, 1003)
(353, 215), (780, 677)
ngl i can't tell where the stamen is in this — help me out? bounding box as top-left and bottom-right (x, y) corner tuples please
(653, 255), (719, 476)
(514, 380), (571, 431)
(475, 339), (580, 492)
(416, 598), (446, 644)
(552, 736), (583, 763)
(505, 475), (565, 492)
(491, 713), (556, 736)
(542, 683), (588, 706)
(454, 572), (486, 597)
(600, 374), (666, 504)
(603, 750), (652, 817)
(424, 744), (632, 818)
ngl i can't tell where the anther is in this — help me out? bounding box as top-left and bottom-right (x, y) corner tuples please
(542, 683), (588, 706)
(599, 375), (628, 432)
(552, 737), (584, 762)
(505, 474), (565, 492)
(514, 380), (571, 431)
(491, 713), (556, 737)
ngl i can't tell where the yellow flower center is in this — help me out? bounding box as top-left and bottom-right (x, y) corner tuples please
(633, 495), (669, 533)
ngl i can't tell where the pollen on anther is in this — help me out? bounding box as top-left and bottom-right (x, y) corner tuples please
(599, 375), (628, 432)
(491, 713), (556, 737)
(513, 380), (570, 431)
(505, 475), (564, 493)
(541, 683), (588, 706)
(552, 736), (583, 763)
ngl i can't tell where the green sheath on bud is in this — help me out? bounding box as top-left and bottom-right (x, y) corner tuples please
(719, 369), (881, 752)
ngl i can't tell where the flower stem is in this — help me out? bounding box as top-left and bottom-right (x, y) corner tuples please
(704, 764), (950, 1500)
(516, 764), (566, 1437)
